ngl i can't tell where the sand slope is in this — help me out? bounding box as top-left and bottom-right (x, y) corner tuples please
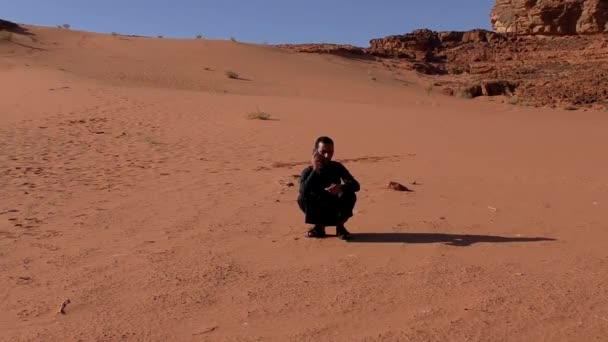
(1, 26), (608, 341)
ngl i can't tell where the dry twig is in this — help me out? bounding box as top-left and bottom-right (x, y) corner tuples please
(193, 326), (218, 335)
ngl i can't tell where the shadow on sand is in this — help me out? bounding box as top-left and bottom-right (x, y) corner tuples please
(347, 232), (556, 246)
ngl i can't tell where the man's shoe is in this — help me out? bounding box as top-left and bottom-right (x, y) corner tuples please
(306, 225), (327, 238)
(336, 225), (351, 240)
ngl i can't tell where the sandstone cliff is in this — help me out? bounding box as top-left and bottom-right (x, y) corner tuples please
(491, 0), (608, 35)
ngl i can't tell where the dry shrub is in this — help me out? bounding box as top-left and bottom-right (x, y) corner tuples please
(247, 110), (272, 120)
(225, 70), (239, 79)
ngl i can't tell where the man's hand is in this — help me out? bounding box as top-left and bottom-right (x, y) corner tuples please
(311, 151), (324, 171)
(325, 183), (342, 195)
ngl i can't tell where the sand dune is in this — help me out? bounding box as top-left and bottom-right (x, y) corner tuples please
(1, 25), (608, 341)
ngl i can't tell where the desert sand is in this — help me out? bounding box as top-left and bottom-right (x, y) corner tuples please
(1, 25), (608, 341)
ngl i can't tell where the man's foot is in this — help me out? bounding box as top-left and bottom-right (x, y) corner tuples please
(336, 225), (351, 240)
(306, 225), (326, 238)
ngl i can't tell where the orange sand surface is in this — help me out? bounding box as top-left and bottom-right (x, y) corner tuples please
(1, 26), (607, 341)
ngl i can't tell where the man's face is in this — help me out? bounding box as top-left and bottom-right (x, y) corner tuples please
(317, 142), (334, 163)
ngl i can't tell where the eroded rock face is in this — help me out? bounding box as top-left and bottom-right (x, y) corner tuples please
(274, 43), (367, 58)
(438, 29), (505, 44)
(277, 29), (608, 109)
(491, 0), (608, 35)
(369, 29), (439, 58)
(368, 29), (504, 60)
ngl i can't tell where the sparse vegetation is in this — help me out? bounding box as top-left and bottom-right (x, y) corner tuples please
(507, 96), (519, 105)
(196, 35), (203, 39)
(230, 36), (237, 43)
(425, 82), (434, 96)
(111, 32), (118, 36)
(62, 24), (71, 29)
(157, 35), (163, 38)
(564, 105), (578, 111)
(225, 70), (239, 79)
(247, 108), (272, 120)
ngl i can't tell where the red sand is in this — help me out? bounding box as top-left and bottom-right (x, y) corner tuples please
(1, 26), (607, 341)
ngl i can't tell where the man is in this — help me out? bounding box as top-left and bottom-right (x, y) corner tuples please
(297, 136), (360, 240)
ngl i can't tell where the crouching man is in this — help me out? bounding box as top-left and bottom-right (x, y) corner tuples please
(297, 136), (360, 240)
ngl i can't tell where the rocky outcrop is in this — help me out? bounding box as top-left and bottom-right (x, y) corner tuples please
(491, 0), (608, 35)
(368, 29), (504, 58)
(278, 0), (608, 110)
(481, 79), (519, 96)
(278, 29), (505, 61)
(274, 43), (369, 58)
(277, 29), (608, 109)
(439, 33), (608, 108)
(0, 18), (20, 31)
(438, 29), (504, 44)
(457, 80), (518, 98)
(369, 29), (439, 58)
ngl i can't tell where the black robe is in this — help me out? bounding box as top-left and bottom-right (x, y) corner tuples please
(297, 161), (360, 225)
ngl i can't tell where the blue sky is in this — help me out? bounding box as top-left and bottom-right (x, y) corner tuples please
(4, 0), (494, 46)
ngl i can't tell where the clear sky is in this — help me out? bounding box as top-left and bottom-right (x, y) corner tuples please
(4, 0), (494, 47)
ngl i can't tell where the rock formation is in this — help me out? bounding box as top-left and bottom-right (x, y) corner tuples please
(277, 0), (608, 109)
(278, 26), (608, 109)
(368, 29), (504, 59)
(368, 29), (440, 58)
(0, 18), (20, 31)
(491, 0), (608, 35)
